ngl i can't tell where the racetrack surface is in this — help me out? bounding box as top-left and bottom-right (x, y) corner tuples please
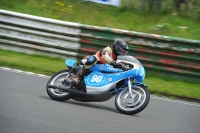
(0, 69), (200, 133)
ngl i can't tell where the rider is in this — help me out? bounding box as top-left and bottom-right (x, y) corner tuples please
(72, 39), (129, 86)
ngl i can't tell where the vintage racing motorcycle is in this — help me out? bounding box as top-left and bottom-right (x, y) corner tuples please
(46, 55), (150, 115)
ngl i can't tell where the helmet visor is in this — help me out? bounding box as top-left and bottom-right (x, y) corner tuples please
(118, 47), (128, 56)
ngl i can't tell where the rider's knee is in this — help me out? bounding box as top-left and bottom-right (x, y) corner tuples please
(85, 56), (97, 69)
(86, 56), (97, 65)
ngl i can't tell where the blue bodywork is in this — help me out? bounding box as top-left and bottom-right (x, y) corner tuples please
(65, 59), (76, 67)
(65, 58), (145, 88)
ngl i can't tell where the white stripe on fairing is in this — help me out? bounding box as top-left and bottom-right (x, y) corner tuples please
(0, 66), (199, 106)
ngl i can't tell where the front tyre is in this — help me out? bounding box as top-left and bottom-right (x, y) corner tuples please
(46, 69), (74, 101)
(115, 85), (150, 115)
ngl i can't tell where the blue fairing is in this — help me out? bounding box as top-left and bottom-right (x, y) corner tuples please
(90, 64), (123, 73)
(85, 64), (145, 87)
(65, 57), (145, 88)
(65, 59), (77, 67)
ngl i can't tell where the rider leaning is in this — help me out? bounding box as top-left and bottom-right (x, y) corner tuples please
(72, 39), (129, 86)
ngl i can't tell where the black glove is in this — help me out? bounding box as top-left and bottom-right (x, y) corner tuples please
(110, 61), (129, 71)
(118, 63), (129, 71)
(110, 61), (121, 68)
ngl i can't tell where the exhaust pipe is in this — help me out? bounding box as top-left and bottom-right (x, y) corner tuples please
(47, 85), (89, 97)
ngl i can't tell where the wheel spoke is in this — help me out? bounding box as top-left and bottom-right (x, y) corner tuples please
(49, 71), (75, 96)
(116, 86), (147, 111)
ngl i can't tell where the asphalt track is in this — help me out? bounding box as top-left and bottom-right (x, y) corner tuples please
(0, 68), (200, 133)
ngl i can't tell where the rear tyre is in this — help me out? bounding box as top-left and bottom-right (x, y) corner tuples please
(46, 69), (75, 101)
(115, 85), (150, 115)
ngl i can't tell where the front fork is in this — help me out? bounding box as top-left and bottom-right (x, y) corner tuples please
(65, 68), (74, 79)
(60, 68), (75, 85)
(128, 77), (134, 98)
(116, 77), (136, 95)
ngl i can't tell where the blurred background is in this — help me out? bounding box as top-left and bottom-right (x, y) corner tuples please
(0, 0), (200, 40)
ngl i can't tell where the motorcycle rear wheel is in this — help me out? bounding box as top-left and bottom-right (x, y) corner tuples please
(115, 85), (150, 115)
(46, 69), (75, 101)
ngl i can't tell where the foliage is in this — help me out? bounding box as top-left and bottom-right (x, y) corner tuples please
(0, 0), (200, 40)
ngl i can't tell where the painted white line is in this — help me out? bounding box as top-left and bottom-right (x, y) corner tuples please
(1, 66), (200, 106)
(151, 96), (200, 107)
(0, 67), (50, 79)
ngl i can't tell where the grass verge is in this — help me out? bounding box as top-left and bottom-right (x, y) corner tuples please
(0, 49), (199, 103)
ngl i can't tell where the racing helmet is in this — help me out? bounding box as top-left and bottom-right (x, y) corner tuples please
(112, 39), (129, 56)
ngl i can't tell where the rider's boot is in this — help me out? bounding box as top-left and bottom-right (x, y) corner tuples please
(72, 68), (86, 86)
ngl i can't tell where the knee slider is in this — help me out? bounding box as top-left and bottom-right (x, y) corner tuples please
(85, 56), (97, 65)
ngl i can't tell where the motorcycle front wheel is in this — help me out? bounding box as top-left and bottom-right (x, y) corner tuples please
(46, 69), (75, 101)
(115, 85), (150, 115)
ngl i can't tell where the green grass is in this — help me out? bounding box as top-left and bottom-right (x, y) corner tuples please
(0, 49), (200, 102)
(0, 0), (200, 40)
(144, 75), (200, 101)
(0, 49), (66, 75)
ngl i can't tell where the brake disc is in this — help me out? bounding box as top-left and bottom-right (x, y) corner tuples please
(123, 91), (141, 107)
